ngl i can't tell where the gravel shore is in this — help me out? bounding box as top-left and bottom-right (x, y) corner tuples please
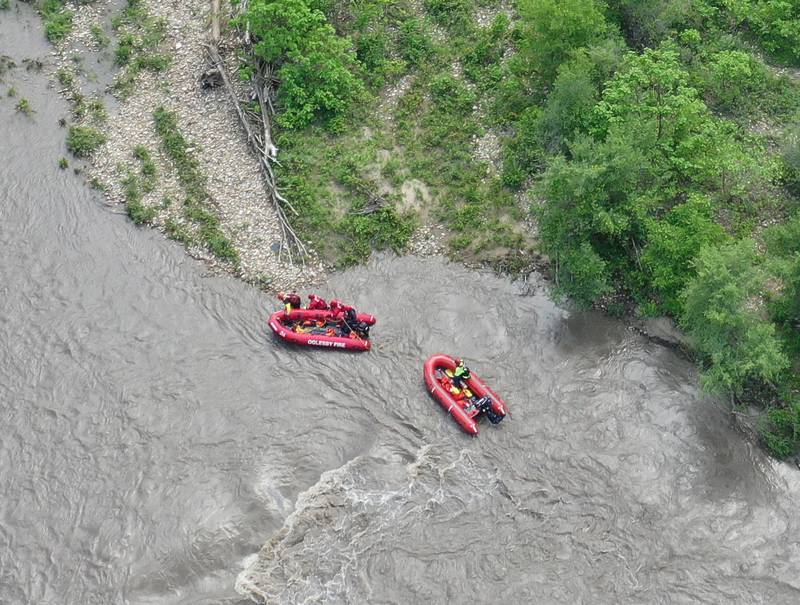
(54, 0), (328, 291)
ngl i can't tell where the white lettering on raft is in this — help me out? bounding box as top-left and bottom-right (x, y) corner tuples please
(308, 340), (347, 348)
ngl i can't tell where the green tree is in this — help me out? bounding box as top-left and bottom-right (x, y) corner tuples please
(764, 214), (800, 334)
(592, 47), (708, 154)
(537, 128), (661, 306)
(704, 49), (765, 113)
(641, 193), (727, 314)
(243, 0), (364, 127)
(681, 239), (790, 395)
(515, 0), (609, 86)
(744, 0), (800, 65)
(537, 53), (600, 155)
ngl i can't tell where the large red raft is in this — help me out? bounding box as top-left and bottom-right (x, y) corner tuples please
(269, 309), (377, 351)
(423, 354), (508, 435)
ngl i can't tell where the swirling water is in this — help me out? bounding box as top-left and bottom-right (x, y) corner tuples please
(2, 6), (800, 604)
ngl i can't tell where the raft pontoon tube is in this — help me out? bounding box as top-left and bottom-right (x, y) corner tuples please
(269, 309), (376, 351)
(423, 354), (508, 435)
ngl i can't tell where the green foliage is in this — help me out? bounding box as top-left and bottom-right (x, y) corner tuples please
(536, 129), (655, 306)
(41, 0), (74, 44)
(555, 241), (614, 305)
(164, 218), (194, 245)
(397, 18), (434, 66)
(764, 214), (800, 334)
(0, 0), (10, 10)
(338, 207), (417, 266)
(516, 0), (609, 86)
(153, 107), (239, 264)
(428, 73), (476, 114)
(121, 171), (158, 225)
(15, 98), (34, 116)
(462, 14), (511, 90)
(153, 107), (207, 202)
(703, 49), (766, 114)
(425, 0), (473, 29)
(111, 1), (169, 97)
(133, 145), (157, 192)
(759, 402), (800, 458)
(606, 0), (713, 48)
(682, 240), (790, 395)
(58, 157), (68, 169)
(66, 125), (106, 157)
(782, 125), (800, 189)
(90, 24), (110, 49)
(501, 106), (543, 189)
(740, 0), (800, 65)
(243, 0), (364, 127)
(641, 194), (728, 314)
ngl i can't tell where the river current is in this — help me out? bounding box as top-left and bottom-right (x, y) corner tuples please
(2, 5), (800, 604)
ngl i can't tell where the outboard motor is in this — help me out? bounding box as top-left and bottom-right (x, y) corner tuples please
(478, 396), (504, 424)
(355, 321), (370, 339)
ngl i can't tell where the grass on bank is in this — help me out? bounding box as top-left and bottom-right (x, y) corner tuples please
(153, 106), (239, 265)
(41, 0), (74, 44)
(242, 0), (531, 269)
(111, 0), (170, 98)
(66, 124), (106, 157)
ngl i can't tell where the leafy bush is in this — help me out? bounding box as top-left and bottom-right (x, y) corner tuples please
(641, 194), (727, 314)
(243, 0), (364, 128)
(424, 0), (473, 28)
(501, 106), (543, 188)
(681, 240), (790, 395)
(703, 50), (766, 114)
(516, 0), (609, 86)
(741, 0), (800, 65)
(428, 73), (476, 114)
(462, 14), (510, 89)
(41, 0), (74, 44)
(397, 18), (434, 67)
(759, 402), (800, 458)
(66, 125), (106, 157)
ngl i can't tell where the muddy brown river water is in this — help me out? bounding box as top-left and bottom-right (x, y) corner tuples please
(2, 5), (800, 604)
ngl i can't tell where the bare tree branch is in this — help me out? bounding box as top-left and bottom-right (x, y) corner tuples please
(206, 0), (307, 264)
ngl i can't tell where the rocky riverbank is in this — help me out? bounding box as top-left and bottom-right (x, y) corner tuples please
(49, 0), (331, 291)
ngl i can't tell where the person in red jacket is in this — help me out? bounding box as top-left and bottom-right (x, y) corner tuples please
(329, 300), (360, 336)
(277, 291), (302, 313)
(307, 293), (328, 310)
(328, 299), (353, 320)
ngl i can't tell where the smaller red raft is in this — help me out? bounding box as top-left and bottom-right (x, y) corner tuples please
(424, 354), (508, 435)
(269, 309), (376, 351)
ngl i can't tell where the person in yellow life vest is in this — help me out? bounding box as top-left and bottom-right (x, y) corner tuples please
(451, 357), (471, 390)
(278, 291), (302, 314)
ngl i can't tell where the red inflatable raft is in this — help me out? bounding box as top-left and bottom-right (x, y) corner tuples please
(424, 354), (508, 435)
(269, 309), (376, 351)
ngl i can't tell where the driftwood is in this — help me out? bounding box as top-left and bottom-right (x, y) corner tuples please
(348, 182), (389, 215)
(206, 0), (308, 265)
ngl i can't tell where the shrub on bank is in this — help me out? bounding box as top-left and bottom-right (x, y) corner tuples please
(242, 0), (364, 128)
(66, 125), (106, 157)
(41, 0), (74, 44)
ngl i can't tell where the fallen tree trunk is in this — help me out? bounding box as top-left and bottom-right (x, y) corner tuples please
(206, 0), (308, 265)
